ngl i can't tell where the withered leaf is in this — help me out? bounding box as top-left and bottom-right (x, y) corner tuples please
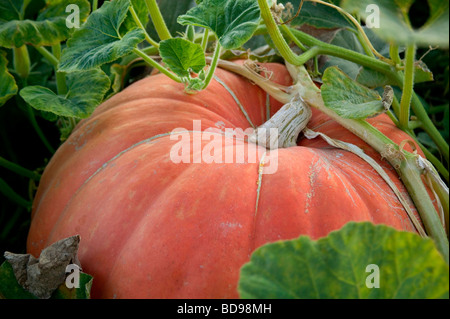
(4, 235), (81, 299)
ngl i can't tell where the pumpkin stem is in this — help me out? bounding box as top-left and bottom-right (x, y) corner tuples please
(248, 94), (312, 149)
(213, 58), (294, 103)
(214, 59), (314, 148)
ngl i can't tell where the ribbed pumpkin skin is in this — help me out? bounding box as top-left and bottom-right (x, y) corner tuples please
(27, 64), (420, 298)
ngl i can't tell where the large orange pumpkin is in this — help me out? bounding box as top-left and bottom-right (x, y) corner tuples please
(27, 63), (421, 298)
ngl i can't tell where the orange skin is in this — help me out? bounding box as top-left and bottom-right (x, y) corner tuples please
(27, 63), (420, 298)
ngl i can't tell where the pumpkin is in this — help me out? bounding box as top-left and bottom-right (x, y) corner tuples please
(27, 63), (421, 298)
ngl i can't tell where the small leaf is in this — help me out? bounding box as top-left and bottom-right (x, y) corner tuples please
(109, 63), (129, 97)
(177, 0), (261, 49)
(20, 69), (111, 118)
(159, 38), (206, 77)
(321, 66), (384, 119)
(341, 0), (449, 47)
(0, 0), (90, 48)
(239, 222), (449, 299)
(414, 60), (434, 83)
(0, 51), (18, 107)
(185, 77), (206, 94)
(58, 0), (146, 72)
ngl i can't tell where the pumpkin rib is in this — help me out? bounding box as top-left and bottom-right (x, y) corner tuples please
(89, 136), (268, 298)
(30, 95), (256, 230)
(214, 75), (256, 129)
(251, 150), (267, 253)
(44, 129), (249, 244)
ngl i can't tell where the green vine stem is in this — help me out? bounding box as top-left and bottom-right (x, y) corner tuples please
(389, 43), (402, 67)
(52, 43), (67, 95)
(132, 48), (181, 83)
(258, 0), (302, 65)
(283, 27), (394, 76)
(0, 156), (41, 181)
(120, 45), (159, 65)
(92, 0), (98, 11)
(145, 0), (172, 40)
(35, 46), (59, 68)
(279, 24), (307, 51)
(202, 42), (222, 90)
(399, 44), (416, 129)
(13, 45), (30, 79)
(201, 29), (210, 52)
(130, 4), (159, 48)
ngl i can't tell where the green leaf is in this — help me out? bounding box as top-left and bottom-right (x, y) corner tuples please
(239, 222), (449, 299)
(322, 27), (389, 78)
(355, 67), (390, 89)
(0, 261), (37, 299)
(321, 66), (385, 119)
(0, 0), (90, 48)
(0, 51), (18, 107)
(413, 60), (434, 83)
(321, 28), (366, 80)
(177, 0), (261, 49)
(279, 0), (355, 29)
(58, 0), (146, 72)
(341, 0), (449, 47)
(356, 60), (434, 89)
(51, 272), (93, 299)
(0, 260), (93, 299)
(159, 38), (206, 77)
(20, 69), (111, 118)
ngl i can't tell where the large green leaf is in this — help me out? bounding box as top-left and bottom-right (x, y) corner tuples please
(58, 0), (145, 72)
(279, 0), (354, 29)
(177, 0), (261, 49)
(239, 222), (449, 299)
(321, 66), (385, 119)
(0, 51), (18, 107)
(0, 0), (90, 48)
(341, 0), (449, 47)
(159, 38), (206, 77)
(20, 69), (111, 118)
